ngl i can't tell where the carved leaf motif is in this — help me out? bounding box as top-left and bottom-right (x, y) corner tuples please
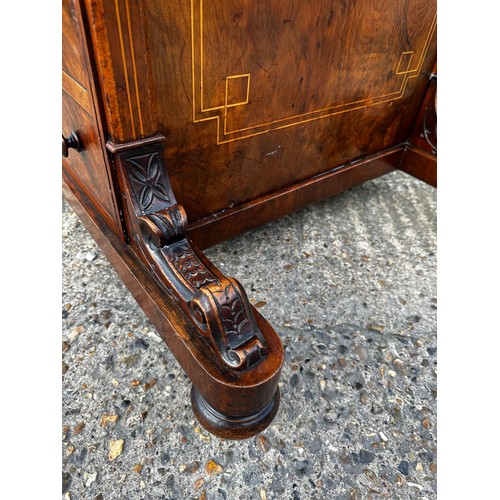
(170, 243), (217, 289)
(212, 285), (252, 342)
(127, 153), (171, 213)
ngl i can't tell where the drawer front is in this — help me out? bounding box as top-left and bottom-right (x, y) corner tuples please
(62, 0), (122, 236)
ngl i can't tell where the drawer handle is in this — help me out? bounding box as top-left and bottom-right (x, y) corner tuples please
(62, 131), (82, 158)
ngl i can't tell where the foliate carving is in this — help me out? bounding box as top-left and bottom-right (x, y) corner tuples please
(115, 137), (268, 371)
(168, 241), (219, 289)
(126, 152), (171, 214)
(191, 278), (266, 369)
(210, 281), (254, 343)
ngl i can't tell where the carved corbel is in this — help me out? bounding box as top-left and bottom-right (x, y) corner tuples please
(107, 136), (283, 438)
(139, 212), (267, 371)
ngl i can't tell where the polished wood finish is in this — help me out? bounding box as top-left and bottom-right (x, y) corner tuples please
(83, 0), (436, 227)
(399, 146), (437, 187)
(63, 0), (437, 438)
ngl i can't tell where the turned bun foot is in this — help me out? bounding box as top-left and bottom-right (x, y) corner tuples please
(191, 385), (281, 440)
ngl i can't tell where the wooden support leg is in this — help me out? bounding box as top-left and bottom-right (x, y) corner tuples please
(64, 135), (284, 439)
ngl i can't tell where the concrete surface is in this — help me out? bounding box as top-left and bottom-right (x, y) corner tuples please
(62, 170), (437, 499)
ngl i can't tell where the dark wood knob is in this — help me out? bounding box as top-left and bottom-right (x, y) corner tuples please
(62, 131), (82, 158)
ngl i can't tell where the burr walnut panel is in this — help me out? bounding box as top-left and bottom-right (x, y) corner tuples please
(142, 0), (436, 222)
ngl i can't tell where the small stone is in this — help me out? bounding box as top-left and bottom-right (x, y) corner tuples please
(406, 314), (421, 323)
(260, 488), (267, 500)
(180, 462), (200, 474)
(122, 354), (139, 368)
(256, 435), (271, 453)
(85, 251), (97, 262)
(350, 488), (360, 499)
(407, 482), (424, 491)
(73, 422), (85, 435)
(112, 379), (119, 387)
(254, 300), (267, 308)
(383, 352), (393, 363)
(75, 447), (87, 464)
(200, 491), (207, 500)
(308, 436), (322, 453)
(415, 462), (424, 473)
(108, 439), (124, 461)
(133, 464), (143, 474)
(140, 480), (146, 489)
(421, 417), (431, 429)
(62, 362), (69, 375)
(353, 345), (369, 362)
(366, 323), (385, 333)
(393, 358), (405, 373)
(144, 379), (157, 391)
(194, 478), (205, 490)
(62, 472), (72, 494)
(205, 460), (223, 475)
(358, 449), (375, 464)
(100, 414), (119, 428)
(319, 379), (326, 391)
(199, 433), (211, 443)
(338, 345), (348, 355)
(67, 325), (85, 341)
(64, 493), (71, 500)
(379, 431), (388, 442)
(387, 370), (397, 378)
(398, 460), (409, 475)
(86, 472), (97, 487)
(290, 373), (300, 387)
(131, 380), (141, 387)
(134, 338), (149, 350)
(62, 341), (70, 352)
(66, 444), (75, 457)
(429, 462), (437, 473)
(295, 460), (310, 475)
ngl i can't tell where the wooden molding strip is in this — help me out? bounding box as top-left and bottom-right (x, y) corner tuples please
(188, 146), (404, 249)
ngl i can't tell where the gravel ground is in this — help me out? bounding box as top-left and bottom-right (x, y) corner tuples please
(62, 170), (437, 499)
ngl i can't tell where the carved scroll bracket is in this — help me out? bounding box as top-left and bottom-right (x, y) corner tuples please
(107, 136), (267, 370)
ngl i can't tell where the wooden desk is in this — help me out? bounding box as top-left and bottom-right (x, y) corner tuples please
(62, 0), (436, 438)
